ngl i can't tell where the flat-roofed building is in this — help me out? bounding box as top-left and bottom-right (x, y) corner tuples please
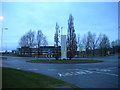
(15, 46), (61, 58)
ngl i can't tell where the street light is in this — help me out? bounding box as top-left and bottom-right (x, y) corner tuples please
(0, 16), (4, 20)
(1, 28), (8, 52)
(3, 28), (8, 52)
(0, 16), (4, 54)
(0, 16), (8, 53)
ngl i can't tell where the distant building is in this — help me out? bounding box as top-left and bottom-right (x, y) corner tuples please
(15, 46), (61, 58)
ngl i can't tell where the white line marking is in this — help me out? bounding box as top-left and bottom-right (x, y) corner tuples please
(84, 70), (93, 74)
(28, 69), (39, 70)
(48, 69), (56, 70)
(58, 68), (118, 77)
(95, 71), (118, 77)
(58, 73), (62, 77)
(16, 68), (21, 69)
(96, 69), (111, 72)
(67, 69), (81, 70)
(75, 71), (87, 75)
(65, 72), (73, 76)
(58, 71), (91, 77)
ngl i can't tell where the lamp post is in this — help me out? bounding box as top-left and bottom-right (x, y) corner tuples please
(1, 28), (8, 52)
(0, 16), (8, 53)
(0, 16), (4, 54)
(0, 16), (4, 20)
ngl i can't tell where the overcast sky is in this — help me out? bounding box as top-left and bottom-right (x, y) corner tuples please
(1, 2), (118, 51)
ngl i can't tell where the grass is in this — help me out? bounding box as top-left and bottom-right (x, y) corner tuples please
(0, 57), (7, 60)
(27, 59), (103, 64)
(2, 67), (81, 89)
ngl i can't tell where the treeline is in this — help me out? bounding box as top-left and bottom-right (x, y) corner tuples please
(18, 14), (119, 59)
(77, 32), (120, 57)
(19, 30), (48, 57)
(54, 14), (77, 60)
(54, 14), (119, 59)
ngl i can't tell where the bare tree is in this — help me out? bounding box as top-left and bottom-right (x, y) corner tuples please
(111, 39), (120, 47)
(36, 30), (43, 47)
(82, 34), (87, 50)
(36, 30), (48, 57)
(42, 35), (48, 46)
(111, 39), (120, 53)
(77, 34), (81, 45)
(19, 30), (35, 56)
(19, 35), (29, 56)
(27, 30), (35, 48)
(87, 32), (92, 50)
(19, 35), (29, 47)
(19, 30), (48, 57)
(67, 14), (77, 60)
(89, 33), (99, 56)
(77, 34), (83, 57)
(54, 22), (60, 60)
(27, 30), (35, 56)
(36, 30), (43, 57)
(82, 32), (92, 56)
(82, 32), (99, 56)
(98, 34), (110, 56)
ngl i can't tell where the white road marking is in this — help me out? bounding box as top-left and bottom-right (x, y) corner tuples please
(16, 68), (21, 69)
(48, 69), (56, 70)
(96, 69), (111, 72)
(58, 70), (92, 77)
(95, 71), (118, 77)
(65, 72), (73, 76)
(28, 69), (39, 70)
(58, 72), (74, 77)
(58, 68), (118, 77)
(83, 70), (93, 74)
(58, 73), (62, 77)
(67, 69), (81, 70)
(75, 71), (87, 75)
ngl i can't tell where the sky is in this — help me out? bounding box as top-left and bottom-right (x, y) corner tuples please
(0, 2), (118, 51)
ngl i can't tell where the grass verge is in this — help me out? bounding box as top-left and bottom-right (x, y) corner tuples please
(2, 67), (81, 89)
(27, 59), (103, 64)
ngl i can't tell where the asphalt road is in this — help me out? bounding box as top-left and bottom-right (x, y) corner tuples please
(1, 55), (119, 88)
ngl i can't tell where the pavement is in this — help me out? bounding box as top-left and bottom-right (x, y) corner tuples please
(1, 54), (119, 89)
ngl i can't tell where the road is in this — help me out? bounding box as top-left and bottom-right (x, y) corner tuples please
(1, 55), (119, 88)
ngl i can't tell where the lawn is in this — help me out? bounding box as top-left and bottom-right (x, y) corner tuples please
(2, 67), (81, 89)
(26, 59), (103, 64)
